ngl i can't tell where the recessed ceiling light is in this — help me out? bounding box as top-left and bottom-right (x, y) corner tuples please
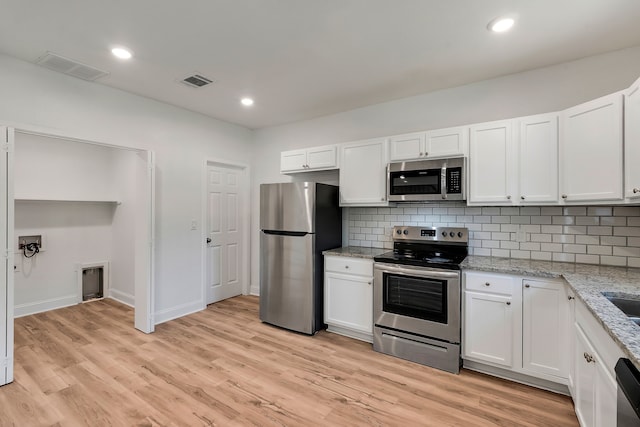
(241, 97), (254, 107)
(111, 47), (133, 60)
(488, 17), (515, 33)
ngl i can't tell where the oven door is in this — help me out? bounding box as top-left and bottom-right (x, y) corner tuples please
(373, 263), (460, 343)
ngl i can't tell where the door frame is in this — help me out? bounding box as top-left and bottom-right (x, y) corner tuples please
(201, 158), (250, 308)
(6, 125), (155, 333)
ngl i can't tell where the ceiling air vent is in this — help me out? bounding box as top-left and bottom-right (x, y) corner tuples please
(36, 51), (109, 81)
(180, 73), (214, 89)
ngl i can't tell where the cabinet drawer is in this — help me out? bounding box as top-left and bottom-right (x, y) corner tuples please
(465, 272), (515, 295)
(325, 256), (373, 276)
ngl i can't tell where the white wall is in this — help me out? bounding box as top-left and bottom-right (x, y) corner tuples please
(14, 132), (118, 201)
(0, 53), (253, 323)
(14, 200), (115, 316)
(250, 45), (640, 294)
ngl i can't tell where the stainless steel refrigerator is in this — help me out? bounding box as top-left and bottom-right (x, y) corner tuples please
(260, 182), (342, 334)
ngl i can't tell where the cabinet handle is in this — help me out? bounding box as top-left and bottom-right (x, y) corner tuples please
(506, 301), (511, 305)
(367, 281), (372, 285)
(568, 296), (574, 300)
(562, 194), (568, 199)
(485, 282), (490, 286)
(506, 195), (511, 200)
(345, 265), (349, 269)
(584, 353), (595, 363)
(419, 152), (424, 156)
(424, 152), (428, 156)
(381, 197), (385, 201)
(634, 188), (640, 194)
(521, 196), (525, 200)
(524, 284), (530, 288)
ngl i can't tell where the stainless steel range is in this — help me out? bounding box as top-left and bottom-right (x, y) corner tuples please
(373, 226), (468, 374)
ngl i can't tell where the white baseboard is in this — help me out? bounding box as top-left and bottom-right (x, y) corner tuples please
(108, 289), (134, 307)
(14, 295), (78, 318)
(154, 300), (203, 325)
(249, 284), (259, 296)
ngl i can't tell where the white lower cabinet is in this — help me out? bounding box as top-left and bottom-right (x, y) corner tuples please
(522, 279), (569, 380)
(463, 271), (570, 385)
(324, 255), (373, 343)
(573, 298), (623, 427)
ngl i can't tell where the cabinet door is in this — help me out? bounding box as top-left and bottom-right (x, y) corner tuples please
(522, 279), (568, 379)
(306, 145), (337, 170)
(469, 120), (515, 204)
(426, 126), (468, 158)
(324, 272), (372, 334)
(574, 323), (596, 427)
(463, 290), (514, 368)
(625, 77), (640, 199)
(388, 132), (425, 161)
(595, 361), (617, 427)
(561, 93), (623, 202)
(518, 113), (559, 203)
(280, 149), (307, 172)
(339, 138), (388, 206)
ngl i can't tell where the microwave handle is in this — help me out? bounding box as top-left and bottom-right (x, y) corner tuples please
(441, 166), (447, 199)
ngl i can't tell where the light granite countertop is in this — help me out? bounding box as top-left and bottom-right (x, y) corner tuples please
(322, 246), (389, 259)
(462, 255), (640, 370)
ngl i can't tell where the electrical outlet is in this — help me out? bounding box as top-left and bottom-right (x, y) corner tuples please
(18, 235), (42, 250)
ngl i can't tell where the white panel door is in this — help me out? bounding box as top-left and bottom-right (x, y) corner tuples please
(463, 290), (514, 368)
(561, 93), (623, 202)
(522, 279), (568, 379)
(469, 120), (515, 204)
(625, 76), (640, 199)
(0, 127), (14, 385)
(134, 150), (155, 334)
(518, 113), (559, 203)
(206, 164), (243, 304)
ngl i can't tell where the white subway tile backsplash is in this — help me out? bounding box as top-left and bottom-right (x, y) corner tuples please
(348, 201), (640, 267)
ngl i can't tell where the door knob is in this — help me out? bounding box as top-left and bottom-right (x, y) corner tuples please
(206, 238), (212, 244)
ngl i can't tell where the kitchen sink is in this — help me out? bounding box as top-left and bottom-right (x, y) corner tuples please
(603, 292), (640, 325)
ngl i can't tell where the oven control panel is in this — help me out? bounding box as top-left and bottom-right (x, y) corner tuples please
(393, 226), (468, 243)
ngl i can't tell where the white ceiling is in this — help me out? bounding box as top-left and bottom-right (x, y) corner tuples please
(2, 1), (640, 129)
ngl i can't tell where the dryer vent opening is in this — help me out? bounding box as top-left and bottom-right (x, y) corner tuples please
(82, 267), (104, 301)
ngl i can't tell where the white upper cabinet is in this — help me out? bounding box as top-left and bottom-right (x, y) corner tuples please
(388, 132), (425, 161)
(339, 138), (388, 206)
(517, 113), (559, 203)
(560, 93), (623, 202)
(280, 144), (337, 173)
(625, 76), (640, 199)
(469, 120), (515, 204)
(426, 126), (468, 158)
(388, 126), (467, 161)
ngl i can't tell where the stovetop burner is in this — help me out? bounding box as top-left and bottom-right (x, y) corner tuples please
(373, 226), (468, 270)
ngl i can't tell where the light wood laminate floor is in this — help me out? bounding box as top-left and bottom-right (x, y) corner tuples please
(1, 296), (579, 426)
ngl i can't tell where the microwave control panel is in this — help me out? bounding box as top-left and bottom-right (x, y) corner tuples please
(446, 167), (462, 194)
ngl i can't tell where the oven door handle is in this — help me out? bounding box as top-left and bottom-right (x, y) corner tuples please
(374, 263), (460, 280)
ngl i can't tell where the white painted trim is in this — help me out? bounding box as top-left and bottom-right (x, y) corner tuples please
(14, 295), (78, 318)
(249, 284), (260, 296)
(77, 261), (110, 303)
(13, 126), (143, 152)
(154, 300), (203, 325)
(108, 289), (134, 307)
(201, 158), (251, 310)
(326, 325), (373, 343)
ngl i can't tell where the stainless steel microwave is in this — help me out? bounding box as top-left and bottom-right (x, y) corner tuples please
(387, 157), (466, 202)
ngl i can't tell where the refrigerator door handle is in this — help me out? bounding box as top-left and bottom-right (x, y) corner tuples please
(262, 230), (309, 237)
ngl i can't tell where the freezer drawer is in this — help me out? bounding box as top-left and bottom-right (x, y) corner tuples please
(259, 231), (317, 334)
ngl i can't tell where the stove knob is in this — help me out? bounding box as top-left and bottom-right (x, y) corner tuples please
(396, 230), (402, 235)
(441, 231), (447, 237)
(449, 232), (455, 237)
(403, 230), (409, 235)
(458, 232), (463, 238)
